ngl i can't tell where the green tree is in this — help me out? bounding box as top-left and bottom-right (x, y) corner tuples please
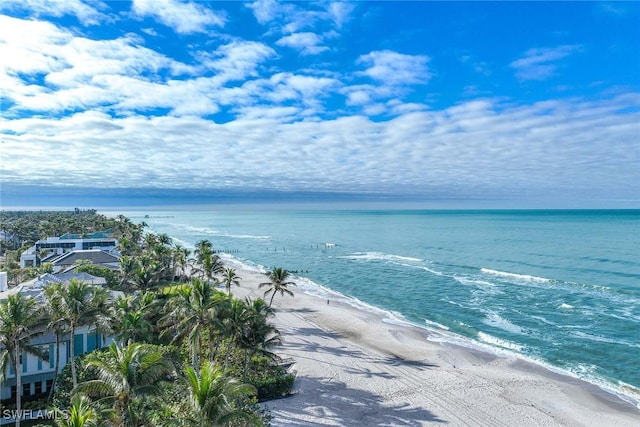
(222, 299), (251, 367)
(172, 244), (191, 282)
(58, 279), (110, 388)
(196, 252), (224, 284)
(54, 394), (98, 427)
(76, 343), (173, 427)
(160, 279), (224, 368)
(42, 284), (69, 401)
(194, 239), (213, 264)
(259, 268), (296, 308)
(131, 254), (163, 292)
(118, 255), (138, 290)
(0, 294), (45, 427)
(221, 268), (242, 295)
(181, 361), (259, 427)
(240, 298), (281, 375)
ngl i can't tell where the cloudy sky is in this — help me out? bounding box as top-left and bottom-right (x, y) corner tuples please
(1, 0), (639, 208)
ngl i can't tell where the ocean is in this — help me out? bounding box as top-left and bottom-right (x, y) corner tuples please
(108, 208), (640, 405)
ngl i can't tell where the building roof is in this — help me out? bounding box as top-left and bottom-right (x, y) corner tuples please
(58, 230), (113, 240)
(49, 249), (120, 266)
(0, 272), (107, 300)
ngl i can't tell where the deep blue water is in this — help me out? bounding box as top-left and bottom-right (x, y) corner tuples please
(109, 209), (640, 404)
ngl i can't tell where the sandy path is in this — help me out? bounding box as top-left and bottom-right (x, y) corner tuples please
(229, 267), (640, 427)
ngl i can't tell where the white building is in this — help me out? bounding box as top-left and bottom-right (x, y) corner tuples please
(0, 273), (119, 402)
(20, 231), (118, 268)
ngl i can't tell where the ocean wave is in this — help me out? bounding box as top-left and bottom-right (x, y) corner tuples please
(171, 223), (221, 235)
(483, 312), (525, 335)
(558, 303), (574, 310)
(169, 223), (271, 240)
(224, 233), (271, 240)
(570, 331), (640, 349)
(424, 319), (450, 331)
(481, 268), (552, 283)
(477, 331), (525, 352)
(455, 277), (496, 287)
(340, 252), (423, 263)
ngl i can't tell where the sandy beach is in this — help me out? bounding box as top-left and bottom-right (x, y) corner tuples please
(229, 266), (640, 427)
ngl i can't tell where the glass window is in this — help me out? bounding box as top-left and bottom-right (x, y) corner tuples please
(34, 381), (42, 394)
(49, 344), (55, 368)
(22, 383), (30, 397)
(74, 334), (84, 356)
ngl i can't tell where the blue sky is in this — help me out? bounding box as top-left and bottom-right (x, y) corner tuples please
(1, 0), (639, 208)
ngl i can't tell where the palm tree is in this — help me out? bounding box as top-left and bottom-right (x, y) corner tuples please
(54, 394), (98, 427)
(182, 361), (259, 427)
(111, 293), (156, 345)
(222, 299), (250, 367)
(118, 255), (137, 290)
(131, 254), (163, 292)
(259, 267), (296, 308)
(160, 279), (223, 368)
(172, 244), (191, 282)
(196, 252), (224, 284)
(42, 284), (69, 401)
(241, 298), (281, 374)
(194, 239), (213, 264)
(221, 268), (241, 295)
(76, 343), (173, 427)
(0, 294), (45, 427)
(58, 279), (110, 388)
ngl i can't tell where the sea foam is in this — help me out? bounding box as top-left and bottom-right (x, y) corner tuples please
(341, 252), (423, 263)
(481, 268), (551, 283)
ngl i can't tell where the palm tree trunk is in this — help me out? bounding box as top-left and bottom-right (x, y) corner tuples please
(47, 332), (61, 402)
(243, 349), (255, 380)
(70, 323), (78, 388)
(14, 342), (21, 427)
(269, 292), (276, 308)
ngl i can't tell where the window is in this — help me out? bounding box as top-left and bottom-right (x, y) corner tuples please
(46, 379), (53, 392)
(22, 383), (30, 397)
(87, 333), (101, 352)
(74, 334), (84, 356)
(10, 386), (16, 399)
(34, 382), (42, 395)
(49, 344), (55, 368)
(21, 352), (27, 373)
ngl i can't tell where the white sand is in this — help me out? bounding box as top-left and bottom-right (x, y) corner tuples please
(230, 268), (640, 427)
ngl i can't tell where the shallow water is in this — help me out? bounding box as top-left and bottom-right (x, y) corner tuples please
(110, 208), (640, 402)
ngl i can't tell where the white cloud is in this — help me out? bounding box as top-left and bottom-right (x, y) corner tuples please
(328, 2), (355, 28)
(131, 0), (225, 34)
(276, 32), (328, 55)
(200, 41), (276, 82)
(247, 0), (353, 57)
(510, 45), (581, 81)
(3, 94), (638, 201)
(0, 17), (208, 115)
(246, 0), (281, 25)
(357, 50), (431, 85)
(0, 0), (110, 25)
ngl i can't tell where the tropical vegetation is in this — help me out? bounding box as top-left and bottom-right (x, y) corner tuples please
(0, 210), (295, 426)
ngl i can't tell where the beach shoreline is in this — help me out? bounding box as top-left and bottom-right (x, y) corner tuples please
(228, 265), (640, 426)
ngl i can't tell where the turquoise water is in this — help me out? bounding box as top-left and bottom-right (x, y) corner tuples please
(111, 209), (640, 403)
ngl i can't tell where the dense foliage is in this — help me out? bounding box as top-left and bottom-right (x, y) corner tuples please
(0, 210), (295, 427)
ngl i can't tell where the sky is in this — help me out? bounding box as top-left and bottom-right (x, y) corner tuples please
(0, 0), (639, 209)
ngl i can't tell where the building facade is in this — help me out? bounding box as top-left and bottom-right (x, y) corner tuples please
(20, 231), (118, 268)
